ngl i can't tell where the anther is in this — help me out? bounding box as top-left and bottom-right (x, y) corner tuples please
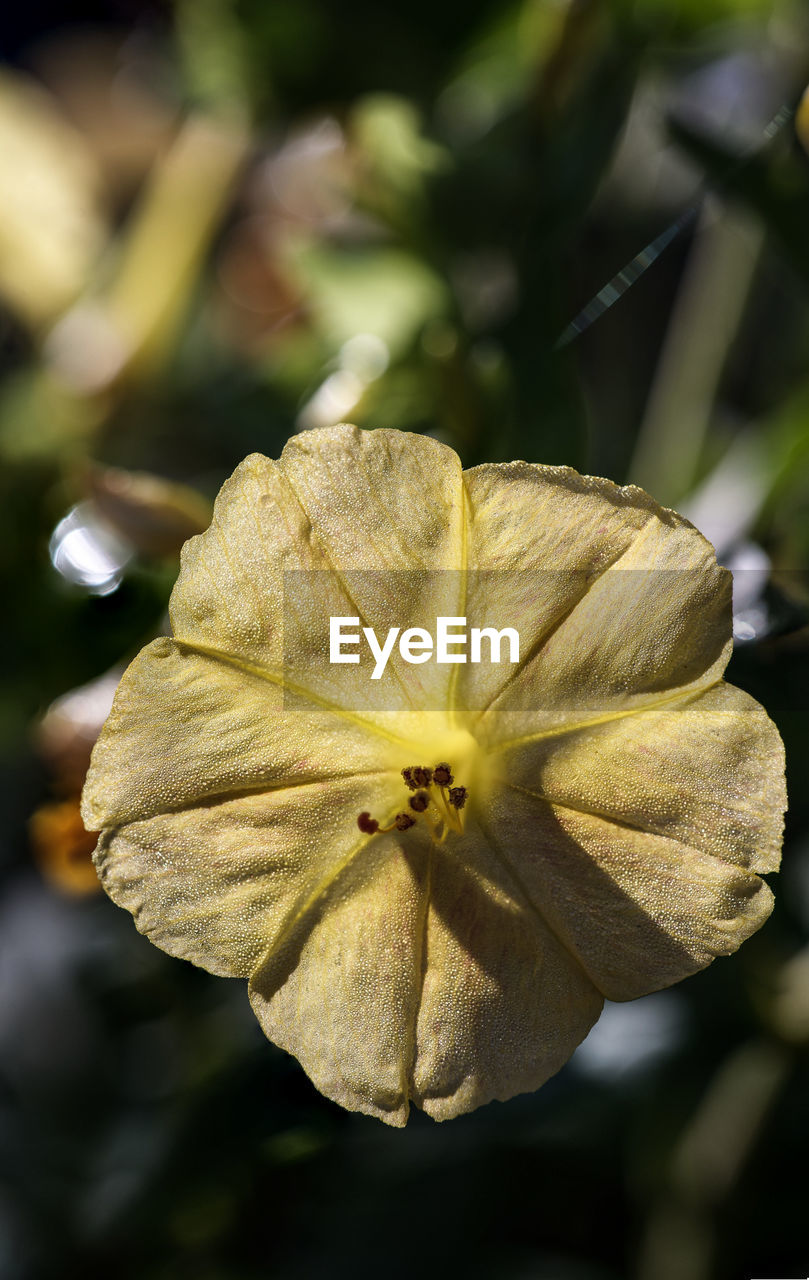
(359, 762), (467, 843)
(448, 786), (467, 810)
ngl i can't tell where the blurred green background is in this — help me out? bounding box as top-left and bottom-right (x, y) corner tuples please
(2, 1), (809, 1277)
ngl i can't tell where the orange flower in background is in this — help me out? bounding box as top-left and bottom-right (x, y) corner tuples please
(31, 669), (122, 896)
(30, 800), (101, 897)
(82, 425), (786, 1125)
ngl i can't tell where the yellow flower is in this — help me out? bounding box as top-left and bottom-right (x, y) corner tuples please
(81, 425), (786, 1126)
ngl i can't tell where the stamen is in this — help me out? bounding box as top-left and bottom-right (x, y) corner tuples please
(356, 761), (469, 842)
(448, 786), (467, 810)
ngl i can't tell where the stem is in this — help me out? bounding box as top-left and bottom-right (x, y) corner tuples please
(635, 1038), (791, 1280)
(629, 199), (764, 505)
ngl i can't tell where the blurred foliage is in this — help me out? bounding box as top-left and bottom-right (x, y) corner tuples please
(2, 1), (809, 1278)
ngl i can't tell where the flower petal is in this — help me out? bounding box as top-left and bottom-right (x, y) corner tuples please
(90, 773), (403, 980)
(458, 463), (730, 736)
(486, 785), (775, 1001)
(82, 637), (407, 831)
(249, 819), (603, 1124)
(82, 637), (408, 977)
(169, 426), (468, 712)
(411, 820), (603, 1120)
(495, 680), (785, 874)
(249, 831), (428, 1127)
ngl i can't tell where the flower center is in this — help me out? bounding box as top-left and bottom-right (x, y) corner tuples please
(358, 760), (468, 844)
